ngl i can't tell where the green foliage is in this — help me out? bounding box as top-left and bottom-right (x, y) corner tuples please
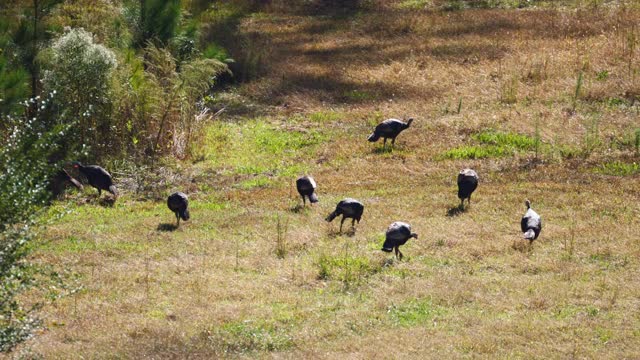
(315, 253), (379, 286)
(203, 43), (230, 62)
(0, 225), (41, 352)
(472, 130), (537, 149)
(441, 130), (537, 160)
(41, 28), (117, 157)
(140, 0), (181, 46)
(135, 43), (229, 158)
(0, 56), (29, 118)
(595, 161), (640, 176)
(0, 95), (72, 353)
(595, 69), (609, 81)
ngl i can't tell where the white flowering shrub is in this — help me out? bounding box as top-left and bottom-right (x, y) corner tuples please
(0, 92), (72, 353)
(41, 28), (117, 156)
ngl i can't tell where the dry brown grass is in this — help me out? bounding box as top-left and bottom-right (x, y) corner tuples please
(8, 1), (640, 358)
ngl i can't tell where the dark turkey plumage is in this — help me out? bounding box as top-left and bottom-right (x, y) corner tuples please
(49, 169), (83, 197)
(367, 118), (414, 148)
(72, 162), (118, 199)
(521, 199), (542, 242)
(381, 221), (418, 260)
(325, 198), (364, 232)
(457, 168), (478, 208)
(296, 175), (318, 206)
(167, 192), (190, 227)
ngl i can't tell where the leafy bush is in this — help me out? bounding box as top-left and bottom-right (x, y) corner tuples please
(123, 43), (229, 159)
(0, 20), (30, 119)
(0, 95), (72, 353)
(40, 28), (117, 158)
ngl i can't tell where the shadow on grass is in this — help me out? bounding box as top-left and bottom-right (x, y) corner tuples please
(446, 204), (467, 217)
(381, 257), (395, 267)
(372, 146), (394, 154)
(98, 197), (116, 208)
(290, 204), (317, 213)
(327, 227), (357, 238)
(157, 223), (178, 232)
(511, 239), (533, 253)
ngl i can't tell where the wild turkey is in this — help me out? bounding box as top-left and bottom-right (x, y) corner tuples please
(457, 168), (478, 208)
(367, 118), (414, 148)
(49, 169), (83, 197)
(381, 221), (418, 260)
(296, 175), (318, 206)
(521, 199), (542, 243)
(72, 162), (118, 199)
(167, 192), (190, 227)
(325, 198), (364, 232)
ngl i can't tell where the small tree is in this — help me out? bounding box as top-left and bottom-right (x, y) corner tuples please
(41, 28), (117, 157)
(137, 43), (229, 159)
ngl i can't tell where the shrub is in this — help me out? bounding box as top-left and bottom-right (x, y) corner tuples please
(0, 95), (72, 353)
(40, 28), (117, 158)
(126, 43), (229, 159)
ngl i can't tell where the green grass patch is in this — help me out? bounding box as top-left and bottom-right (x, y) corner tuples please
(388, 297), (447, 327)
(472, 130), (536, 150)
(237, 176), (273, 190)
(440, 130), (537, 160)
(316, 253), (380, 284)
(210, 320), (294, 353)
(204, 119), (326, 178)
(595, 161), (640, 176)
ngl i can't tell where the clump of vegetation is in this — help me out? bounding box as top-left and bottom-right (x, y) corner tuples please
(441, 130), (537, 160)
(595, 161), (640, 176)
(0, 97), (73, 352)
(388, 297), (447, 327)
(316, 252), (379, 287)
(275, 214), (289, 259)
(207, 320), (294, 353)
(40, 28), (118, 158)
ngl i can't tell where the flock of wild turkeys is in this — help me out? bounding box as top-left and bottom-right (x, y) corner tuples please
(61, 117), (542, 260)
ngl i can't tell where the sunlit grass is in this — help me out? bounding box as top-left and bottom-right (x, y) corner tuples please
(595, 161), (640, 176)
(440, 130), (536, 159)
(24, 3), (640, 359)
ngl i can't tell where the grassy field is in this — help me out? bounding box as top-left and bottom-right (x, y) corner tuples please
(12, 1), (640, 358)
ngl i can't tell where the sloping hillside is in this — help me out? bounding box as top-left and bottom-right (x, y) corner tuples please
(21, 3), (640, 358)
